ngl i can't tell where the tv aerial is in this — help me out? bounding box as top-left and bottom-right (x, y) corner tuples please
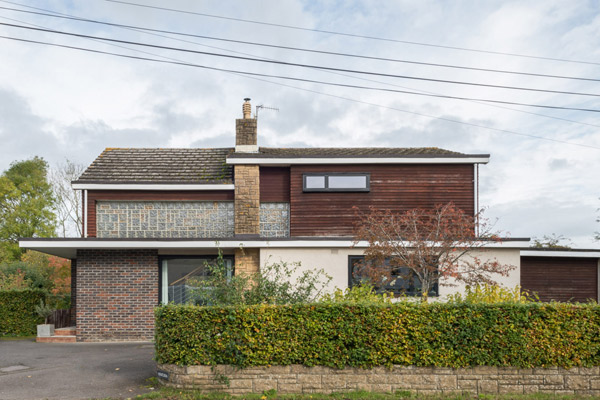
(255, 104), (279, 119)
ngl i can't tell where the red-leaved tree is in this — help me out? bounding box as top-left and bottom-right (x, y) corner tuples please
(353, 202), (515, 299)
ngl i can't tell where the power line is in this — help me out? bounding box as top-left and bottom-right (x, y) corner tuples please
(2, 34), (598, 151)
(3, 22), (600, 99)
(3, 4), (600, 131)
(104, 0), (600, 67)
(2, 4), (600, 83)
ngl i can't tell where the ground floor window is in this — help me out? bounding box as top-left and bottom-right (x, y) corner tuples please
(348, 256), (438, 297)
(159, 256), (233, 305)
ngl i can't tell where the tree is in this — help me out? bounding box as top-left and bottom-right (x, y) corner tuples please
(0, 157), (56, 261)
(353, 202), (515, 299)
(531, 234), (571, 249)
(49, 160), (84, 237)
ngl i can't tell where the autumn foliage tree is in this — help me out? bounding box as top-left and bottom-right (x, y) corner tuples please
(353, 202), (515, 299)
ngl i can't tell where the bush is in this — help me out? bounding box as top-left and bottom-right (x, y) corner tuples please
(320, 283), (393, 304)
(446, 284), (535, 304)
(155, 302), (600, 368)
(0, 289), (46, 336)
(188, 253), (331, 306)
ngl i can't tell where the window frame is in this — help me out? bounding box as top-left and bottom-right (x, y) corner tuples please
(347, 255), (439, 297)
(302, 172), (370, 192)
(158, 255), (235, 305)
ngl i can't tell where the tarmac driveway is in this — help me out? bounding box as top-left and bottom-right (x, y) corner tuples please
(0, 339), (156, 400)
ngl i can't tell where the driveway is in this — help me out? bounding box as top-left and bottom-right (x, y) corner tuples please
(0, 339), (156, 400)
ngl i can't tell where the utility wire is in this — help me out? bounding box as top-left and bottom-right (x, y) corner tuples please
(1, 4), (599, 83)
(104, 0), (600, 67)
(3, 22), (600, 99)
(3, 2), (600, 130)
(1, 34), (598, 150)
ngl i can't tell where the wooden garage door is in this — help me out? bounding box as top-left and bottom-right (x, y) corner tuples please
(521, 256), (598, 302)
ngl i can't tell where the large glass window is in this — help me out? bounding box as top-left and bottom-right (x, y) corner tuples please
(303, 173), (370, 192)
(348, 256), (438, 297)
(160, 256), (233, 305)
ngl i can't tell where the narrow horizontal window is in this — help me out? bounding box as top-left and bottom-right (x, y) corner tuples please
(303, 173), (370, 192)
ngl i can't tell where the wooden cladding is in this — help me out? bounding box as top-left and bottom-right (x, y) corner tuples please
(85, 190), (234, 237)
(290, 164), (474, 237)
(260, 167), (290, 202)
(521, 256), (598, 303)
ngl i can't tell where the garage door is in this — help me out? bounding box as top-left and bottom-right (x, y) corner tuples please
(521, 256), (598, 302)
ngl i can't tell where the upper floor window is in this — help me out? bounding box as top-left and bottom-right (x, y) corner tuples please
(303, 173), (370, 192)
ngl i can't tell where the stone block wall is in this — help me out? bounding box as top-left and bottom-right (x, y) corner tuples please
(234, 165), (260, 235)
(235, 118), (257, 146)
(157, 364), (600, 396)
(76, 249), (158, 341)
(96, 201), (234, 238)
(260, 203), (290, 238)
(234, 248), (260, 275)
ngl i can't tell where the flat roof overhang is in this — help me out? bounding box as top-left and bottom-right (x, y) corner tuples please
(521, 249), (600, 258)
(20, 237), (531, 259)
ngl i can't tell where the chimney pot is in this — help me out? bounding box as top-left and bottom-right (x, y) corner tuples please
(243, 98), (252, 119)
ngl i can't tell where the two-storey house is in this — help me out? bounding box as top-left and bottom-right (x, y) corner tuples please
(21, 99), (534, 341)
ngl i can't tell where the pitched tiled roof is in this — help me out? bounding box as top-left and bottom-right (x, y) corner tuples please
(226, 147), (485, 158)
(75, 146), (484, 184)
(74, 148), (234, 184)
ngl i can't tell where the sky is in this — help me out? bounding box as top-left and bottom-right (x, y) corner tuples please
(0, 0), (598, 246)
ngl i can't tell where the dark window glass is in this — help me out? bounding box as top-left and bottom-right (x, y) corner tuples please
(348, 256), (438, 297)
(160, 257), (233, 305)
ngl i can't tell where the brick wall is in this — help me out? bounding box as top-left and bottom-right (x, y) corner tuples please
(96, 201), (234, 238)
(234, 165), (260, 235)
(157, 364), (600, 396)
(76, 249), (158, 341)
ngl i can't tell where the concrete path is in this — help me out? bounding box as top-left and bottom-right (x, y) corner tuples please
(0, 339), (156, 400)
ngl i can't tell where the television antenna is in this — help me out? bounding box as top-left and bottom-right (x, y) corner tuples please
(255, 104), (279, 119)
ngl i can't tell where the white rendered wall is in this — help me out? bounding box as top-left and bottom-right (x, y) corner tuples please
(259, 247), (521, 299)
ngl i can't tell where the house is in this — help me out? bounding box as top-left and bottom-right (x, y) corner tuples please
(20, 99), (596, 342)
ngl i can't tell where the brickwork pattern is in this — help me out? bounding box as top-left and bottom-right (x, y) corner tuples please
(157, 364), (600, 396)
(260, 203), (290, 238)
(234, 248), (260, 275)
(76, 249), (158, 341)
(96, 201), (234, 238)
(235, 118), (257, 146)
(234, 165), (260, 235)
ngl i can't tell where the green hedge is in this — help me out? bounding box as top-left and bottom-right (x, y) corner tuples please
(155, 303), (600, 368)
(0, 290), (45, 336)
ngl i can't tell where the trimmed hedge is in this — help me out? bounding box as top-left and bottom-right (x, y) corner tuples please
(155, 303), (600, 368)
(0, 290), (45, 336)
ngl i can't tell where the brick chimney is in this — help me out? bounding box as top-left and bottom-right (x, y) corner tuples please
(235, 98), (258, 153)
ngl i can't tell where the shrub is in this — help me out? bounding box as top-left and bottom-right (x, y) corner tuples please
(446, 284), (535, 304)
(189, 253), (331, 306)
(155, 302), (600, 369)
(0, 289), (46, 336)
(320, 283), (393, 304)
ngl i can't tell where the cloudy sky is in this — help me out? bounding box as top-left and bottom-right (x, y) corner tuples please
(0, 0), (599, 246)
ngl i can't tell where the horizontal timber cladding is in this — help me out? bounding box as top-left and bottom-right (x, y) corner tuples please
(290, 164), (475, 237)
(260, 167), (290, 202)
(86, 190), (234, 237)
(521, 256), (598, 303)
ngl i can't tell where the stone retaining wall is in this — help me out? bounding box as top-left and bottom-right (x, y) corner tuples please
(157, 364), (600, 396)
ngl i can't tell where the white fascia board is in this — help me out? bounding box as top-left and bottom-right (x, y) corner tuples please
(226, 157), (490, 165)
(71, 183), (235, 191)
(20, 239), (530, 251)
(521, 250), (600, 258)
